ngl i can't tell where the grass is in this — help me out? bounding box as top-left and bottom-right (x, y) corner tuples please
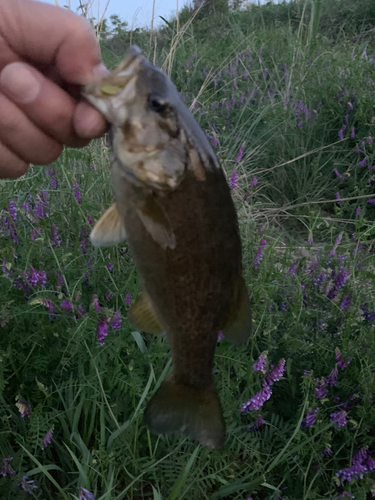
(1, 0), (375, 498)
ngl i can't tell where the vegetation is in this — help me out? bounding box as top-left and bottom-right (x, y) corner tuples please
(1, 0), (375, 498)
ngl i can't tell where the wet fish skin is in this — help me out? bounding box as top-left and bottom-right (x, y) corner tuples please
(83, 46), (252, 449)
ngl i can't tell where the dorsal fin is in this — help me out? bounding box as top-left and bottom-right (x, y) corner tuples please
(90, 204), (127, 247)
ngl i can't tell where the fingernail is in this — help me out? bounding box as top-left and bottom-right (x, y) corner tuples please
(0, 63), (41, 104)
(92, 63), (110, 78)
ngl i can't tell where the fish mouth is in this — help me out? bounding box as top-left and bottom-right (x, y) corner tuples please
(83, 45), (144, 126)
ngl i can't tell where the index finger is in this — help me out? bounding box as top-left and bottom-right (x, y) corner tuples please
(0, 0), (104, 84)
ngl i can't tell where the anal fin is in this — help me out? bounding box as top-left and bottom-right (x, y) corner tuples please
(128, 292), (164, 335)
(221, 277), (252, 345)
(90, 204), (127, 247)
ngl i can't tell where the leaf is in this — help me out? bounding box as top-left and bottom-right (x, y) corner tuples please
(159, 16), (173, 29)
(131, 331), (148, 354)
(167, 446), (200, 500)
(152, 486), (164, 500)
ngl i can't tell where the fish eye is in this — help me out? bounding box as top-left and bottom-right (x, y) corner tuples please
(148, 96), (167, 114)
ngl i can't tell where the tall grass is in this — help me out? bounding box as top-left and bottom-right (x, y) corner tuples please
(1, 0), (375, 498)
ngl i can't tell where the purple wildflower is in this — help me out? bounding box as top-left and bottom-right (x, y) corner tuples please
(367, 198), (375, 204)
(16, 396), (31, 417)
(1, 456), (15, 478)
(21, 476), (38, 495)
(46, 168), (58, 190)
(314, 379), (328, 399)
(217, 331), (224, 341)
(111, 310), (122, 331)
(335, 270), (348, 290)
(336, 192), (343, 206)
(97, 318), (109, 345)
(30, 227), (41, 240)
(289, 261), (299, 277)
(92, 295), (101, 313)
(330, 410), (348, 428)
(253, 239), (267, 269)
(296, 100), (303, 117)
(79, 488), (95, 500)
(335, 348), (351, 370)
(51, 224), (61, 247)
(72, 184), (82, 204)
(301, 407), (319, 428)
(336, 463), (367, 482)
(265, 359), (285, 386)
(9, 199), (17, 223)
(248, 414), (265, 431)
(352, 446), (368, 465)
(28, 266), (47, 288)
(41, 427), (54, 450)
(230, 169), (238, 189)
(60, 300), (73, 312)
(322, 447), (332, 458)
(253, 353), (267, 372)
(106, 291), (113, 301)
(338, 127), (345, 141)
(325, 366), (338, 386)
(125, 293), (132, 306)
(22, 200), (30, 212)
(250, 177), (257, 188)
(298, 120), (303, 129)
(241, 385), (272, 414)
(351, 127), (355, 139)
(355, 207), (361, 217)
(236, 143), (245, 163)
(339, 493), (354, 499)
(106, 262), (114, 272)
(335, 233), (343, 246)
(340, 295), (351, 311)
(358, 157), (367, 167)
(333, 168), (344, 180)
(35, 190), (49, 219)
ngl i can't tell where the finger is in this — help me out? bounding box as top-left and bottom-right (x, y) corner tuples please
(0, 0), (106, 84)
(0, 94), (62, 165)
(0, 62), (95, 147)
(0, 141), (28, 179)
(74, 100), (108, 139)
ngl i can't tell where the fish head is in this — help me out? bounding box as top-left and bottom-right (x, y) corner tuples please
(83, 46), (187, 189)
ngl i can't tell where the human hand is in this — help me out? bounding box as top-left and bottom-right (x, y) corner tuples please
(0, 0), (109, 179)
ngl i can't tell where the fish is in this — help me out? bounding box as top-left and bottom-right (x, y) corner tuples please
(83, 46), (252, 449)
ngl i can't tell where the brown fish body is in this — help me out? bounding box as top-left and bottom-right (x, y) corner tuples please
(84, 46), (251, 448)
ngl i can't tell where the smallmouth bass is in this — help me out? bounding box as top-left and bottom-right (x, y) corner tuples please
(83, 46), (251, 449)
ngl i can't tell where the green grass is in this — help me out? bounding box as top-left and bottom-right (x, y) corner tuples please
(1, 0), (375, 498)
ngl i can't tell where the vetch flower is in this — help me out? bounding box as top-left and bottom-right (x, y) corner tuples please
(125, 293), (132, 306)
(60, 300), (73, 312)
(325, 366), (338, 386)
(111, 310), (122, 331)
(352, 446), (368, 465)
(289, 261), (299, 277)
(301, 407), (319, 428)
(314, 379), (328, 399)
(30, 227), (41, 240)
(41, 427), (54, 450)
(336, 463), (367, 482)
(230, 169), (238, 189)
(250, 177), (257, 188)
(335, 348), (352, 370)
(106, 262), (114, 272)
(21, 476), (38, 495)
(336, 192), (343, 206)
(97, 318), (109, 345)
(358, 157), (367, 167)
(28, 265), (47, 288)
(248, 414), (265, 431)
(46, 167), (58, 190)
(253, 353), (267, 372)
(322, 447), (332, 458)
(72, 184), (82, 204)
(338, 127), (346, 141)
(79, 488), (95, 500)
(253, 239), (267, 269)
(367, 198), (375, 204)
(340, 295), (351, 311)
(335, 270), (348, 290)
(16, 396), (31, 417)
(330, 410), (348, 428)
(1, 456), (15, 478)
(333, 168), (344, 180)
(51, 224), (61, 247)
(217, 331), (224, 341)
(92, 295), (101, 313)
(9, 199), (17, 223)
(241, 385), (272, 414)
(296, 100), (303, 117)
(355, 207), (361, 217)
(351, 127), (355, 138)
(236, 143), (245, 163)
(265, 359), (285, 386)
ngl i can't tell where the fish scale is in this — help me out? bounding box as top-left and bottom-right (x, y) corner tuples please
(83, 45), (252, 448)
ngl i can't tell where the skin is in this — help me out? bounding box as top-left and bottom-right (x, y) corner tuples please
(0, 0), (108, 179)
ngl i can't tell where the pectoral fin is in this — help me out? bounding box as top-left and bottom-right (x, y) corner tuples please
(128, 292), (164, 335)
(136, 196), (176, 250)
(221, 277), (252, 345)
(90, 204), (127, 247)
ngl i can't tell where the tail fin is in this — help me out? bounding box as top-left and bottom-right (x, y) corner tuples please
(144, 377), (225, 449)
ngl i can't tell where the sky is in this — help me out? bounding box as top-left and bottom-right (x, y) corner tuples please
(39, 0), (184, 28)
(39, 0), (273, 29)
